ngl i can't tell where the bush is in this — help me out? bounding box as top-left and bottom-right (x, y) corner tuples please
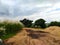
(4, 22), (24, 34)
(0, 30), (4, 37)
(0, 21), (24, 34)
(0, 21), (24, 39)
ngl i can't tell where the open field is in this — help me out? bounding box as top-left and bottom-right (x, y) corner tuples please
(4, 26), (60, 45)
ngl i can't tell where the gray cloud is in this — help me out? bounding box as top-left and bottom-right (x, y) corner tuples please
(0, 4), (9, 16)
(0, 0), (60, 22)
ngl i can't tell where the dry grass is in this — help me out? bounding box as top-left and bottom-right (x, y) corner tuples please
(44, 26), (60, 37)
(4, 26), (60, 45)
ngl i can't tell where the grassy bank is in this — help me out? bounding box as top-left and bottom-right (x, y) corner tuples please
(0, 21), (24, 40)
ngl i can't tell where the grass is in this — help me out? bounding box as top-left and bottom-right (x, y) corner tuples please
(0, 21), (24, 40)
(0, 33), (16, 40)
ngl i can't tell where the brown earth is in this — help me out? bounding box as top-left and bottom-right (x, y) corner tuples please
(4, 26), (60, 45)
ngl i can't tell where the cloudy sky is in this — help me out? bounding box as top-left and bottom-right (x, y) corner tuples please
(0, 0), (60, 22)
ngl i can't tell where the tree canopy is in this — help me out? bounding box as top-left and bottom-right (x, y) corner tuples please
(48, 21), (60, 27)
(20, 18), (33, 27)
(34, 19), (46, 28)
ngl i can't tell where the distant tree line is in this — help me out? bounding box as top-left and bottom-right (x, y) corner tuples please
(48, 21), (60, 27)
(20, 18), (60, 28)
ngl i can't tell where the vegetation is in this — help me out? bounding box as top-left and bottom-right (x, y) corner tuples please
(1, 32), (16, 40)
(20, 18), (60, 28)
(0, 30), (4, 37)
(5, 22), (24, 34)
(20, 18), (33, 27)
(34, 19), (46, 28)
(0, 21), (24, 39)
(48, 21), (60, 27)
(0, 18), (60, 40)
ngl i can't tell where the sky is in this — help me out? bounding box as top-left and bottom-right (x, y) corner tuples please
(0, 0), (60, 22)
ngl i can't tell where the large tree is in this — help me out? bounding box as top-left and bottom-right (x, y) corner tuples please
(20, 18), (33, 27)
(34, 19), (46, 28)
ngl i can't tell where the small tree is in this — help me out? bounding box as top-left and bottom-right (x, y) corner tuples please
(34, 19), (46, 28)
(20, 18), (33, 27)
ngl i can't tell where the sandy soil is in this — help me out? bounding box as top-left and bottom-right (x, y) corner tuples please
(4, 26), (60, 45)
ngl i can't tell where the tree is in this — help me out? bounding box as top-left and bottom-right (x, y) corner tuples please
(20, 18), (33, 27)
(48, 21), (60, 27)
(34, 19), (46, 28)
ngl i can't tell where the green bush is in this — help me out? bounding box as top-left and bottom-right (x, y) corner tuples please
(0, 21), (24, 39)
(0, 30), (4, 37)
(4, 22), (24, 34)
(0, 21), (24, 34)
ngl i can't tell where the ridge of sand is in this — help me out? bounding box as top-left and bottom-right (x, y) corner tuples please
(4, 26), (60, 45)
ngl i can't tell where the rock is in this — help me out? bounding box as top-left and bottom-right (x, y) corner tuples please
(0, 39), (4, 45)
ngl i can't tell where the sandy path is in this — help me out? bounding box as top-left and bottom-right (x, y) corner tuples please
(4, 27), (60, 45)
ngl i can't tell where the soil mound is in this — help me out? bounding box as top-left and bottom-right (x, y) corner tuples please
(4, 26), (60, 45)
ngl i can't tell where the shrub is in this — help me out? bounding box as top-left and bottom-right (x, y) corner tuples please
(0, 21), (24, 34)
(5, 21), (24, 34)
(0, 21), (24, 39)
(0, 30), (4, 37)
(0, 23), (4, 27)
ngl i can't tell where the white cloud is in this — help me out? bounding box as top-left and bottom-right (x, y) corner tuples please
(0, 0), (60, 22)
(1, 0), (15, 6)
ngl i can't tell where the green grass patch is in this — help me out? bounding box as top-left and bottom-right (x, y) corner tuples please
(0, 21), (24, 40)
(0, 33), (16, 40)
